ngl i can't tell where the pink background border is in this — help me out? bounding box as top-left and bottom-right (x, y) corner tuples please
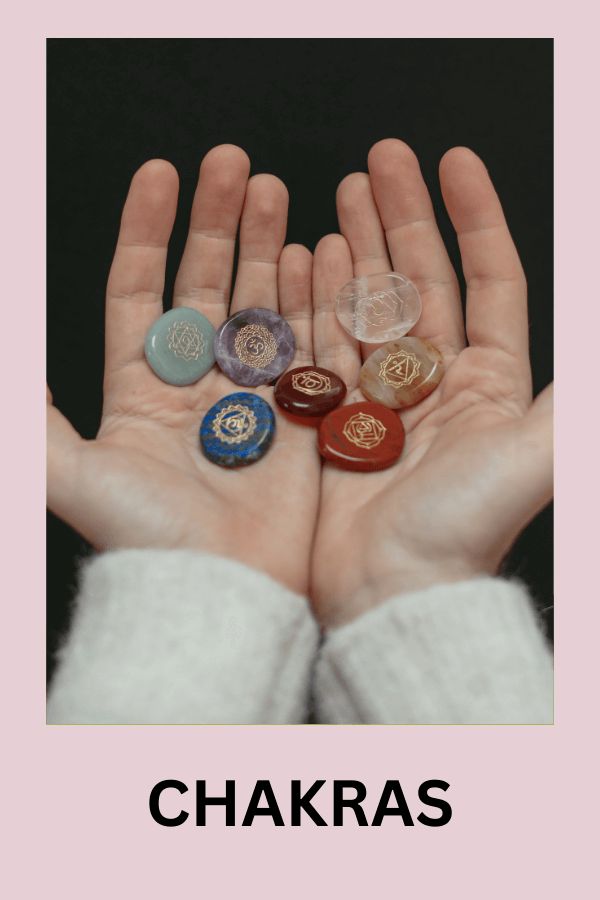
(5, 2), (597, 894)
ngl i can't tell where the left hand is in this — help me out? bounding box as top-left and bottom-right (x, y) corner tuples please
(310, 140), (553, 626)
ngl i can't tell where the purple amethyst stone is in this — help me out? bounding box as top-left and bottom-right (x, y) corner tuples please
(214, 308), (296, 387)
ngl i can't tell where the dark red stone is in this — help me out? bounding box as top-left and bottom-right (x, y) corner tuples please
(318, 401), (405, 472)
(274, 366), (346, 421)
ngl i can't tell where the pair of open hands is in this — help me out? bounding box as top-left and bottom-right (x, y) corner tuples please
(47, 140), (552, 628)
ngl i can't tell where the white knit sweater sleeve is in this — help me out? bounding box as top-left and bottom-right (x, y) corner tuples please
(314, 577), (553, 724)
(47, 549), (319, 725)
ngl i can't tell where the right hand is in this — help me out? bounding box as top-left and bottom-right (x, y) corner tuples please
(47, 145), (321, 596)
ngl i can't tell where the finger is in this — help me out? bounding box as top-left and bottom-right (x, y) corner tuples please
(336, 172), (391, 276)
(439, 146), (528, 361)
(335, 172), (393, 361)
(368, 139), (464, 355)
(105, 159), (179, 374)
(230, 174), (288, 313)
(312, 234), (361, 389)
(529, 380), (553, 420)
(173, 144), (250, 326)
(278, 244), (314, 366)
(47, 387), (84, 524)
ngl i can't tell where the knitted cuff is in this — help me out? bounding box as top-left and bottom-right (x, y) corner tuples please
(48, 549), (318, 724)
(315, 577), (553, 724)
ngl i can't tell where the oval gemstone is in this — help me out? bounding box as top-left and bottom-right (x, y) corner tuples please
(200, 392), (276, 467)
(318, 401), (405, 472)
(335, 271), (422, 343)
(144, 307), (216, 386)
(274, 366), (346, 420)
(214, 308), (296, 387)
(360, 336), (444, 409)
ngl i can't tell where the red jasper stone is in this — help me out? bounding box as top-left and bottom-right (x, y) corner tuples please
(318, 401), (405, 472)
(274, 366), (346, 420)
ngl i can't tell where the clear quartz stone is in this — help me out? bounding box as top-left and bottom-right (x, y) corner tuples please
(335, 272), (422, 343)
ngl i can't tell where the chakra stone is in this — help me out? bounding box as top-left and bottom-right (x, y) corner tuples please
(274, 366), (346, 421)
(144, 307), (216, 386)
(335, 271), (422, 343)
(318, 401), (405, 472)
(213, 308), (296, 387)
(200, 392), (276, 467)
(360, 336), (444, 409)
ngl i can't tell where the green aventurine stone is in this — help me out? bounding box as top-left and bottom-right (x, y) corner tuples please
(145, 307), (216, 386)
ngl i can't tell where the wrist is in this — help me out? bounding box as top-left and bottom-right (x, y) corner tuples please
(321, 555), (487, 629)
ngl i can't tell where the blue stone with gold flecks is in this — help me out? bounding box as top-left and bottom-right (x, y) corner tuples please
(200, 392), (276, 467)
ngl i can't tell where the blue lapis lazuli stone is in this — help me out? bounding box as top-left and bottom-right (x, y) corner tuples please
(200, 392), (276, 468)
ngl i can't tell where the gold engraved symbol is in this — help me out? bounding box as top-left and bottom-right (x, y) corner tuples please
(167, 321), (205, 361)
(343, 412), (387, 450)
(291, 370), (332, 396)
(357, 290), (400, 327)
(234, 324), (278, 368)
(212, 403), (258, 445)
(379, 350), (421, 388)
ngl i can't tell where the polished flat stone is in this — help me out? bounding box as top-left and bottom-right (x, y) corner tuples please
(144, 307), (215, 386)
(214, 308), (296, 387)
(335, 271), (422, 343)
(318, 401), (405, 472)
(360, 336), (444, 409)
(274, 366), (346, 421)
(200, 392), (276, 467)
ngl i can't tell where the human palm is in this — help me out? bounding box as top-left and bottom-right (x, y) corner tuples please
(47, 146), (319, 595)
(311, 141), (552, 626)
(48, 140), (552, 619)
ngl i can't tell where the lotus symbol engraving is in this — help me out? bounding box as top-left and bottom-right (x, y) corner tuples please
(379, 350), (421, 388)
(167, 321), (205, 361)
(342, 412), (387, 450)
(234, 324), (278, 368)
(212, 404), (258, 445)
(291, 371), (332, 396)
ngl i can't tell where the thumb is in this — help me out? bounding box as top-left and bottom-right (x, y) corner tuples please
(520, 381), (553, 511)
(47, 386), (85, 522)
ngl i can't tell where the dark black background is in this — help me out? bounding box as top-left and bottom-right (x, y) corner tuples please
(47, 38), (553, 679)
